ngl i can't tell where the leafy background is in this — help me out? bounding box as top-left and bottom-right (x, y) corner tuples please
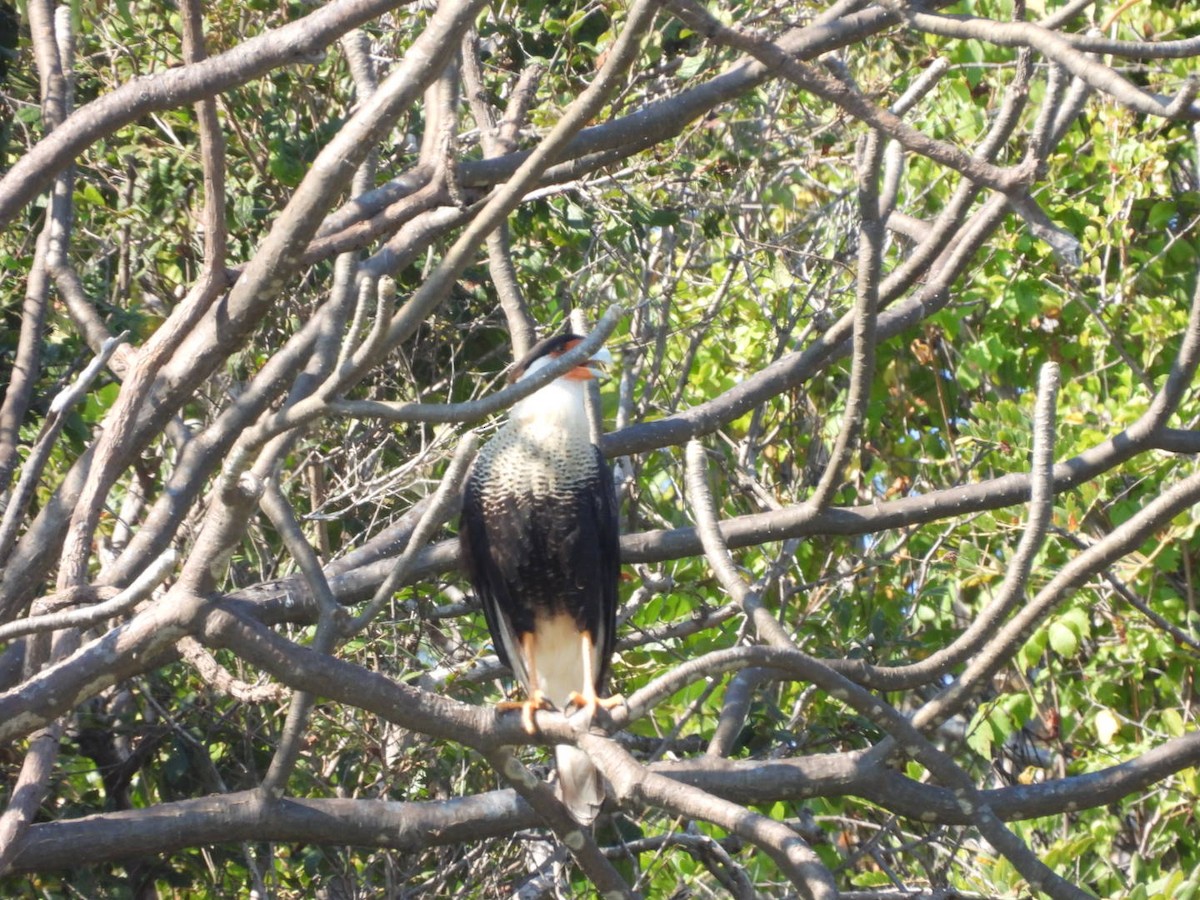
(1, 0), (1200, 896)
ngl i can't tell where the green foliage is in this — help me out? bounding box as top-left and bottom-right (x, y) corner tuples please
(3, 0), (1200, 895)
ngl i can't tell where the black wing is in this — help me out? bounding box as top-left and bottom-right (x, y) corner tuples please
(585, 446), (620, 691)
(460, 466), (528, 687)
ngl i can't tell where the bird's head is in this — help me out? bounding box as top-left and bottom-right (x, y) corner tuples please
(509, 333), (612, 385)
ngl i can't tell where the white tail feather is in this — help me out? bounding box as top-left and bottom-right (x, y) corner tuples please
(530, 614), (606, 824)
(555, 745), (603, 825)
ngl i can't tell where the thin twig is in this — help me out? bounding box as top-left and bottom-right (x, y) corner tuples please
(684, 440), (794, 649)
(344, 432), (480, 635)
(0, 550), (176, 643)
(482, 747), (636, 899)
(847, 363), (1060, 693)
(0, 331), (129, 570)
(327, 306), (624, 427)
(807, 126), (885, 509)
(912, 467), (1200, 735)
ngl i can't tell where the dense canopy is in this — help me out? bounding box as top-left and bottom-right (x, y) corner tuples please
(1, 0), (1199, 896)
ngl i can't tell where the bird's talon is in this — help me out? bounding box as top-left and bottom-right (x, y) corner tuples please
(527, 694), (554, 734)
(496, 693), (553, 734)
(565, 691), (624, 715)
(521, 696), (543, 734)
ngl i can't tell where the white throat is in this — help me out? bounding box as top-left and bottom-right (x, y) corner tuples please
(510, 360), (594, 439)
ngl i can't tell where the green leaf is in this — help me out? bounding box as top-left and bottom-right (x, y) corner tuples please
(677, 54), (705, 79)
(966, 706), (997, 758)
(1048, 620), (1079, 658)
(1160, 707), (1186, 738)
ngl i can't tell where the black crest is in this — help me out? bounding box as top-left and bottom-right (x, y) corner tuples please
(507, 333), (586, 383)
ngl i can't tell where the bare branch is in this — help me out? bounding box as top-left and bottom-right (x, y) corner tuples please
(685, 439), (795, 649)
(326, 306), (624, 427)
(585, 733), (838, 900)
(0, 550), (175, 643)
(177, 637), (290, 704)
(662, 0), (1035, 192)
(807, 126), (885, 508)
(914, 468), (1200, 733)
(0, 0), (421, 226)
(891, 7), (1200, 119)
(483, 747), (635, 899)
(0, 331), (129, 571)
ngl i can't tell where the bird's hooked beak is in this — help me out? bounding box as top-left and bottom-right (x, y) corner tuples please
(566, 346), (613, 382)
(578, 348), (609, 381)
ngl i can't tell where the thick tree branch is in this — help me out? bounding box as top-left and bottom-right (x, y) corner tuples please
(662, 0), (1035, 192)
(7, 704), (1200, 873)
(890, 7), (1200, 120)
(0, 0), (418, 226)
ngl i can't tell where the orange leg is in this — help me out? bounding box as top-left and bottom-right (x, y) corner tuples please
(496, 633), (552, 734)
(496, 691), (550, 734)
(566, 631), (625, 716)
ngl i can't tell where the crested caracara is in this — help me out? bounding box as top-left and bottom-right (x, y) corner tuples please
(460, 333), (620, 824)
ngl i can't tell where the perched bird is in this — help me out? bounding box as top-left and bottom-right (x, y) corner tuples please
(460, 333), (621, 824)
